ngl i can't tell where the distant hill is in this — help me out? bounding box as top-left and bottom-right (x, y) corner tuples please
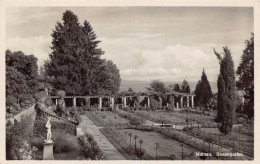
(120, 81), (217, 93)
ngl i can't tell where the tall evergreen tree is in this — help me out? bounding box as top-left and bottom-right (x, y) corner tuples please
(173, 83), (180, 92)
(45, 10), (120, 95)
(194, 69), (213, 106)
(214, 47), (236, 135)
(45, 10), (82, 95)
(181, 80), (190, 93)
(236, 33), (254, 118)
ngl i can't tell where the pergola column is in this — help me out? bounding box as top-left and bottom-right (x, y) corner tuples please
(99, 97), (102, 109)
(55, 99), (58, 105)
(123, 97), (127, 107)
(187, 96), (190, 108)
(191, 95), (194, 108)
(73, 97), (76, 107)
(147, 97), (150, 107)
(111, 97), (115, 108)
(171, 96), (175, 108)
(180, 96), (183, 108)
(176, 102), (179, 108)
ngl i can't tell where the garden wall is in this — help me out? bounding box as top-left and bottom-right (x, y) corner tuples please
(7, 104), (36, 125)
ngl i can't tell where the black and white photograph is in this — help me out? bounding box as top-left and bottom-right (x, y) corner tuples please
(1, 1), (258, 162)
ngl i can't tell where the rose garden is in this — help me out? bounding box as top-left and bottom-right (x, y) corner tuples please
(6, 10), (254, 160)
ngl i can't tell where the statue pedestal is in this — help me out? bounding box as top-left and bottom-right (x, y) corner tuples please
(43, 142), (54, 160)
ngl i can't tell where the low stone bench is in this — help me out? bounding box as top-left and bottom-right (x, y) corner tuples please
(153, 123), (175, 128)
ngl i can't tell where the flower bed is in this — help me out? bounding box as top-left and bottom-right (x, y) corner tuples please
(153, 127), (227, 159)
(114, 109), (146, 126)
(101, 127), (153, 160)
(78, 133), (104, 160)
(182, 127), (254, 157)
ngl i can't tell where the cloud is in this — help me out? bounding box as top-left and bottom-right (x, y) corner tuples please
(7, 8), (52, 26)
(100, 35), (221, 82)
(6, 35), (51, 67)
(119, 45), (220, 82)
(124, 33), (164, 39)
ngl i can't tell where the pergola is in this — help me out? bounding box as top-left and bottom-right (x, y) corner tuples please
(51, 91), (195, 109)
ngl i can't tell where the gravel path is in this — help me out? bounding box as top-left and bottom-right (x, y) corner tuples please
(78, 115), (126, 160)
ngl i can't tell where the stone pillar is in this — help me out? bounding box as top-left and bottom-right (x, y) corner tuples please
(147, 97), (150, 107)
(180, 96), (183, 108)
(85, 97), (88, 108)
(99, 97), (102, 109)
(73, 98), (76, 107)
(187, 96), (190, 108)
(169, 96), (174, 108)
(55, 99), (58, 105)
(191, 96), (194, 108)
(110, 97), (115, 108)
(123, 97), (127, 107)
(43, 143), (54, 160)
(177, 102), (179, 108)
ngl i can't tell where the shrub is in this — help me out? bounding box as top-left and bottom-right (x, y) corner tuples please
(13, 103), (21, 112)
(6, 115), (37, 160)
(57, 90), (66, 98)
(31, 137), (44, 150)
(45, 96), (54, 107)
(115, 110), (145, 126)
(6, 95), (18, 107)
(150, 98), (159, 111)
(33, 116), (76, 137)
(78, 133), (104, 160)
(67, 106), (82, 124)
(34, 91), (47, 102)
(19, 94), (35, 109)
(52, 130), (77, 153)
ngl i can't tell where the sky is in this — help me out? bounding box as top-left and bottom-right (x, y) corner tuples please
(6, 7), (253, 83)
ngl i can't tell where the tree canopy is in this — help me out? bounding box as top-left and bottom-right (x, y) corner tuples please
(214, 47), (236, 135)
(180, 80), (190, 93)
(146, 80), (167, 95)
(45, 10), (120, 95)
(236, 33), (254, 118)
(6, 50), (39, 106)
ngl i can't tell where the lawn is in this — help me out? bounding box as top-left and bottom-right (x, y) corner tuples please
(85, 111), (128, 127)
(133, 110), (215, 125)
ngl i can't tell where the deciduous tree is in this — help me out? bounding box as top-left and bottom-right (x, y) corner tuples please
(181, 80), (190, 93)
(6, 50), (39, 108)
(236, 33), (254, 118)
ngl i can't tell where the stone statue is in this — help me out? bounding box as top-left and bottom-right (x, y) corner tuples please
(56, 91), (66, 117)
(44, 117), (52, 143)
